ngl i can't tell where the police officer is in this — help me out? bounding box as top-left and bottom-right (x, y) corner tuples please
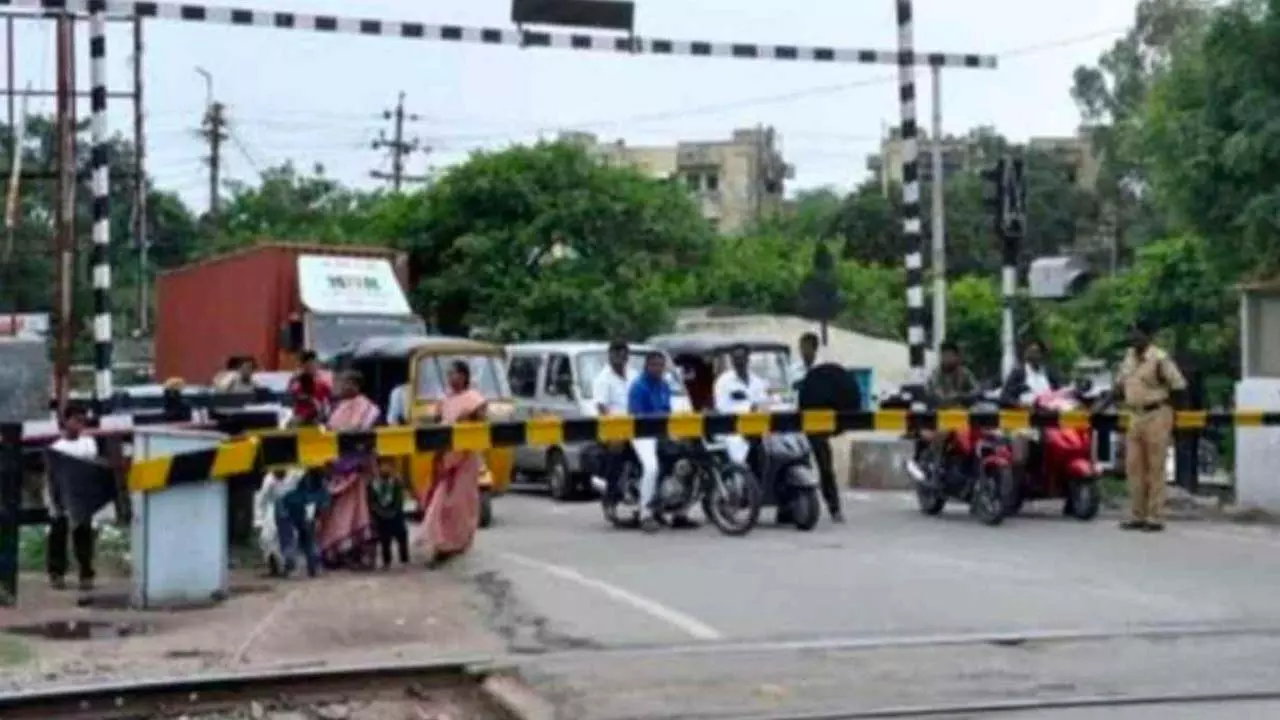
(1114, 319), (1187, 532)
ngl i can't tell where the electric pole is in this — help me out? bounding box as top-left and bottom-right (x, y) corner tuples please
(371, 92), (427, 191)
(201, 100), (226, 217)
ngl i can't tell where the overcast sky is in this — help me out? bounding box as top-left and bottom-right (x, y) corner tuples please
(3, 0), (1138, 212)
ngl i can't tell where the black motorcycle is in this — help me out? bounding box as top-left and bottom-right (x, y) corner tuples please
(754, 433), (822, 531)
(595, 438), (762, 536)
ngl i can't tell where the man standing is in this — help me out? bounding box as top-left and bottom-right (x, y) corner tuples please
(791, 332), (843, 523)
(592, 341), (636, 509)
(46, 407), (100, 591)
(1115, 320), (1187, 532)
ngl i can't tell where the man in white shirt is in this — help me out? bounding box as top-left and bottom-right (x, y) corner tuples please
(46, 406), (101, 591)
(592, 341), (637, 507)
(713, 344), (770, 468)
(386, 382), (409, 425)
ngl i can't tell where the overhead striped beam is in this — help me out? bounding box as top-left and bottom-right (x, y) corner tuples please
(2, 0), (999, 68)
(125, 408), (1276, 492)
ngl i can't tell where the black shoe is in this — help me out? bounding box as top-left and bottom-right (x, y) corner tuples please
(49, 575), (67, 591)
(670, 515), (700, 530)
(830, 511), (846, 524)
(1142, 522), (1165, 533)
(1119, 520), (1146, 531)
(640, 517), (661, 534)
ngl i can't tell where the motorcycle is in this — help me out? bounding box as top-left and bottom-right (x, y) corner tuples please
(905, 393), (1015, 526)
(1006, 385), (1101, 521)
(755, 432), (822, 531)
(592, 438), (762, 536)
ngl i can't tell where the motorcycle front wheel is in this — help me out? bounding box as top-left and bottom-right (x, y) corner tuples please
(702, 462), (762, 537)
(789, 485), (821, 532)
(972, 463), (1013, 526)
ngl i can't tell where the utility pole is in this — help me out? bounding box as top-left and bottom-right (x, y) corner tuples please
(371, 92), (427, 191)
(200, 100), (226, 217)
(132, 16), (148, 334)
(929, 63), (947, 355)
(53, 12), (74, 414)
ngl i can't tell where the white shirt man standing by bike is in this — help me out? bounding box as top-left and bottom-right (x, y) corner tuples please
(592, 341), (636, 510)
(713, 344), (770, 468)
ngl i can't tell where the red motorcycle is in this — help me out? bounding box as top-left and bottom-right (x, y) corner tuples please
(906, 395), (1015, 526)
(1007, 386), (1101, 520)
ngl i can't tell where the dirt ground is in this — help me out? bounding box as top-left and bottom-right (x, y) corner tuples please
(0, 563), (507, 694)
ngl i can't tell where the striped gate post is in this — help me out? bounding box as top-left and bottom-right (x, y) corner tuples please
(89, 0), (113, 410)
(894, 0), (926, 391)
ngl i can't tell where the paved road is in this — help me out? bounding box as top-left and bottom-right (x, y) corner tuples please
(463, 490), (1280, 718)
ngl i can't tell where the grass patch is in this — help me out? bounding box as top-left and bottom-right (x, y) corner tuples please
(1100, 473), (1127, 503)
(0, 635), (32, 667)
(18, 523), (131, 576)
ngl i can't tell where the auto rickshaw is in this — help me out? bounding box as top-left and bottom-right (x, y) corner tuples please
(645, 334), (796, 410)
(332, 335), (515, 528)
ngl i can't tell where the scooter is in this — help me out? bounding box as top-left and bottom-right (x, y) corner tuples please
(905, 394), (1015, 526)
(592, 438), (762, 536)
(755, 432), (822, 531)
(1006, 385), (1101, 520)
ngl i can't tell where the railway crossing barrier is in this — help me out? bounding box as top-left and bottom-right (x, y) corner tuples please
(5, 408), (1280, 606)
(127, 408), (1280, 492)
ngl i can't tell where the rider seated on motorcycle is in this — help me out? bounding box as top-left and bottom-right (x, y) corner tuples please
(713, 344), (771, 476)
(628, 350), (696, 533)
(920, 341), (980, 466)
(999, 339), (1064, 473)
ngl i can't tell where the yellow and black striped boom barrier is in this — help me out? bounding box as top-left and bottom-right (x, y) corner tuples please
(127, 408), (1279, 493)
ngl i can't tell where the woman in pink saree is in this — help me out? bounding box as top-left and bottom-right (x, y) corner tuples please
(314, 370), (381, 568)
(419, 359), (487, 568)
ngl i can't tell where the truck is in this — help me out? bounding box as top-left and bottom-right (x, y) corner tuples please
(154, 243), (426, 384)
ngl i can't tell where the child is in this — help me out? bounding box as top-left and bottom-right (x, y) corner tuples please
(368, 459), (409, 568)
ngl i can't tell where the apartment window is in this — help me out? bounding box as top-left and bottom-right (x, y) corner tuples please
(686, 173), (701, 191)
(705, 172), (720, 192)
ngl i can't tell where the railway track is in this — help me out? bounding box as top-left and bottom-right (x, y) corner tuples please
(0, 657), (523, 720)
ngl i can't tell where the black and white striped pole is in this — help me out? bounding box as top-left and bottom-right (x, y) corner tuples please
(88, 0), (113, 410)
(894, 0), (926, 393)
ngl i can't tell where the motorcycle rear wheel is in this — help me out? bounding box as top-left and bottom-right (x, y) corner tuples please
(702, 463), (762, 537)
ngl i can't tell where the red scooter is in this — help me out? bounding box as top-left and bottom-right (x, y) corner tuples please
(905, 395), (1015, 526)
(1006, 386), (1101, 521)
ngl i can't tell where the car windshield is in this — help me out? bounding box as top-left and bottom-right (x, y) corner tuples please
(576, 351), (686, 399)
(416, 354), (508, 399)
(310, 313), (425, 361)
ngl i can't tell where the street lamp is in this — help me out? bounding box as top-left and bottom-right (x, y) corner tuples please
(194, 66), (212, 110)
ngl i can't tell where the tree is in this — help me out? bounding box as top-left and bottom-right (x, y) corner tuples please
(1071, 0), (1211, 253)
(0, 115), (200, 335)
(210, 162), (382, 255)
(369, 141), (714, 339)
(1142, 0), (1280, 278)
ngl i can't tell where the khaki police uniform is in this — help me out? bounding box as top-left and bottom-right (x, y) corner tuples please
(1116, 345), (1187, 524)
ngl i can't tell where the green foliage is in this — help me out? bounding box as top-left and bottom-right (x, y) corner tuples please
(370, 141), (714, 339)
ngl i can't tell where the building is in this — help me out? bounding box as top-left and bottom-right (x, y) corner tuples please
(561, 127), (794, 234)
(865, 127), (1101, 195)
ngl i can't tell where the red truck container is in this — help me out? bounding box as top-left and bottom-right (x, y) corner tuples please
(155, 242), (422, 384)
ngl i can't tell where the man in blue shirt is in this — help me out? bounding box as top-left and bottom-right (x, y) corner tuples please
(627, 351), (690, 532)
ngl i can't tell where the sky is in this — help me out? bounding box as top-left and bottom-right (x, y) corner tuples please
(2, 0), (1140, 213)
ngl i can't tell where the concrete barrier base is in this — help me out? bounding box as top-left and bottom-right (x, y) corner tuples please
(844, 433), (914, 490)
